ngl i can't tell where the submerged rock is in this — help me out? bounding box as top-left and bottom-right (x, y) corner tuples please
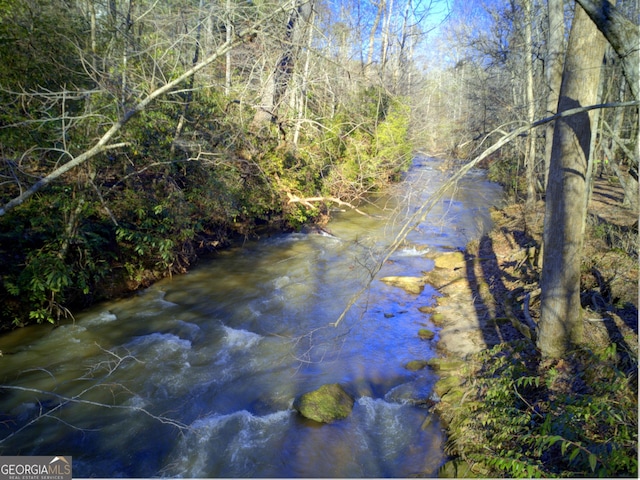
(293, 384), (354, 423)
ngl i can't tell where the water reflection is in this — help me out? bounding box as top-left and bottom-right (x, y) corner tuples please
(0, 157), (502, 477)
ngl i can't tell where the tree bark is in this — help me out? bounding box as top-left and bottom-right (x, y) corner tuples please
(543, 0), (565, 188)
(366, 0), (384, 67)
(251, 0), (313, 129)
(537, 4), (608, 358)
(523, 0), (537, 217)
(574, 0), (639, 100)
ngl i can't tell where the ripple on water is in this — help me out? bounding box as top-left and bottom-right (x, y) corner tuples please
(169, 409), (293, 478)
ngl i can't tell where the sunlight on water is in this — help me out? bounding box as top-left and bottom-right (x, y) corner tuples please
(0, 157), (502, 477)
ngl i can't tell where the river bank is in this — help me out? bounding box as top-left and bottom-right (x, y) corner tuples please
(422, 180), (638, 477)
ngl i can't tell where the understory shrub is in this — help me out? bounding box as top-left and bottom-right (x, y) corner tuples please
(441, 339), (638, 477)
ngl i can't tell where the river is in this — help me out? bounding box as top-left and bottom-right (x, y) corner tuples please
(0, 156), (502, 477)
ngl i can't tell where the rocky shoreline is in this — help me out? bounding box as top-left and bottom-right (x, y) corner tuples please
(390, 200), (637, 477)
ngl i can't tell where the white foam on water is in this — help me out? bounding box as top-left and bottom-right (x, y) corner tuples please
(120, 333), (193, 398)
(81, 310), (118, 326)
(212, 326), (265, 378)
(123, 394), (147, 410)
(221, 326), (262, 350)
(273, 275), (291, 289)
(47, 324), (87, 344)
(170, 409), (292, 477)
(172, 320), (201, 342)
(354, 396), (410, 461)
(127, 332), (192, 352)
(395, 246), (429, 257)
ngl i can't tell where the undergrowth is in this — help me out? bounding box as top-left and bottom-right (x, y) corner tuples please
(440, 339), (638, 477)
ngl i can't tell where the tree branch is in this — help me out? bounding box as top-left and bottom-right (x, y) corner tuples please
(286, 192), (371, 216)
(330, 99), (639, 327)
(0, 0), (303, 217)
(574, 0), (639, 100)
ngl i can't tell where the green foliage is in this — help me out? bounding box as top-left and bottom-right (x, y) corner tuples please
(0, 190), (115, 325)
(0, 0), (416, 329)
(316, 91), (412, 199)
(442, 339), (638, 478)
(486, 154), (527, 200)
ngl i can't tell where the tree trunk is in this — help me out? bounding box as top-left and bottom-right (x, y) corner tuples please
(543, 0), (565, 188)
(537, 3), (608, 358)
(523, 0), (537, 219)
(380, 0), (393, 73)
(251, 0), (313, 130)
(366, 0), (384, 67)
(225, 0), (232, 96)
(293, 7), (315, 146)
(574, 0), (639, 100)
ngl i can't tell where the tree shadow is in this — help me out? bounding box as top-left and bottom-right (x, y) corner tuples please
(462, 231), (532, 350)
(460, 218), (637, 358)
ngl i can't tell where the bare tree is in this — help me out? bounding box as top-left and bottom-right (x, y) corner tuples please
(543, 0), (566, 187)
(537, 3), (608, 358)
(0, 0), (301, 217)
(251, 0), (314, 129)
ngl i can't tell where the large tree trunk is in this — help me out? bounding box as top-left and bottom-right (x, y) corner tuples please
(537, 4), (608, 358)
(574, 0), (639, 100)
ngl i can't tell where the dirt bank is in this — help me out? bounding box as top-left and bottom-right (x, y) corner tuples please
(423, 176), (638, 477)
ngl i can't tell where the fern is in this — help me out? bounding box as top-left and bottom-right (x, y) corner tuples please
(437, 339), (638, 477)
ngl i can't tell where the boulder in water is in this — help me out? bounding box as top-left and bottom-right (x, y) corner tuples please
(293, 384), (354, 423)
(380, 276), (425, 294)
(418, 328), (436, 340)
(433, 251), (466, 269)
(405, 360), (429, 371)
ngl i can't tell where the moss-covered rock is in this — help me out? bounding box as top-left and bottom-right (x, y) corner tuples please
(293, 384), (354, 423)
(440, 386), (465, 405)
(405, 360), (429, 371)
(418, 328), (436, 340)
(426, 358), (465, 373)
(434, 375), (463, 397)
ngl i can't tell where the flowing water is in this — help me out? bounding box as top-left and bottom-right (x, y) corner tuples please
(0, 157), (502, 477)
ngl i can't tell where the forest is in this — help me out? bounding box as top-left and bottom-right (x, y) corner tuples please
(0, 0), (638, 476)
(0, 0), (636, 330)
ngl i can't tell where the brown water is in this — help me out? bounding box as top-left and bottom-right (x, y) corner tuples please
(0, 157), (502, 477)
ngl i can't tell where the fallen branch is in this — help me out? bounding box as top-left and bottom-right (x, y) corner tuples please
(0, 0), (305, 217)
(286, 192), (371, 217)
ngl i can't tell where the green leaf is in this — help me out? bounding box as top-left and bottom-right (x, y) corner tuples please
(588, 454), (597, 472)
(569, 447), (580, 462)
